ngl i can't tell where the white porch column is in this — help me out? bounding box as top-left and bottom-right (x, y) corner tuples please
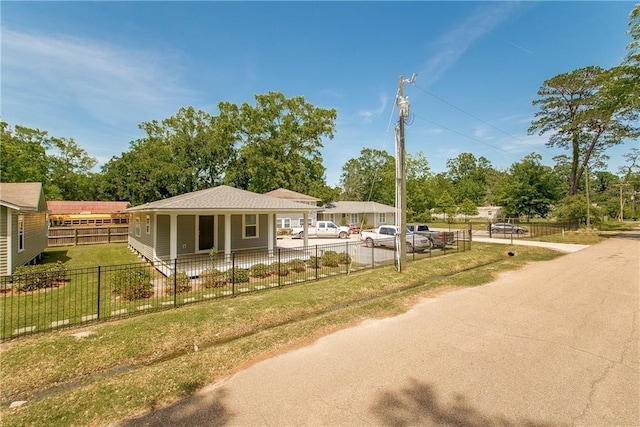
(267, 213), (274, 254)
(169, 214), (177, 260)
(303, 211), (309, 247)
(225, 214), (232, 260)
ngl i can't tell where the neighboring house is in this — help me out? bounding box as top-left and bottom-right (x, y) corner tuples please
(0, 183), (48, 276)
(317, 201), (396, 229)
(263, 188), (320, 230)
(431, 205), (503, 221)
(47, 201), (129, 226)
(476, 206), (503, 220)
(126, 185), (315, 263)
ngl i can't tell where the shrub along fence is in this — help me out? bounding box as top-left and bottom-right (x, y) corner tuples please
(0, 231), (470, 341)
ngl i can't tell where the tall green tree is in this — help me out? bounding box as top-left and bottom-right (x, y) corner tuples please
(224, 92), (337, 197)
(445, 152), (494, 205)
(496, 153), (562, 218)
(1, 122), (97, 200)
(48, 137), (98, 200)
(340, 148), (395, 206)
(406, 152), (434, 220)
(0, 122), (51, 185)
(529, 66), (638, 196)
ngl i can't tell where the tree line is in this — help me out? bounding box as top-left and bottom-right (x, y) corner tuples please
(2, 5), (638, 224)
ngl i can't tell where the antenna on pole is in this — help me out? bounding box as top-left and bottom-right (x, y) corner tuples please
(395, 73), (417, 273)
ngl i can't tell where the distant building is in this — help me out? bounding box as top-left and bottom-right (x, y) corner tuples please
(430, 205), (503, 221)
(263, 188), (320, 230)
(47, 201), (129, 226)
(318, 201), (396, 228)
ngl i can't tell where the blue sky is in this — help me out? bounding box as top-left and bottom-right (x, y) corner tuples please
(2, 1), (637, 186)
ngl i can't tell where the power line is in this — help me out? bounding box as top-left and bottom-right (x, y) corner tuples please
(413, 83), (557, 156)
(413, 113), (522, 159)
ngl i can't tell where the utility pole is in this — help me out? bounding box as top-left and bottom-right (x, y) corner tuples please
(618, 181), (630, 222)
(395, 73), (416, 272)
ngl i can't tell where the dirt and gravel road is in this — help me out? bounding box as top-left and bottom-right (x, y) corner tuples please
(121, 231), (639, 426)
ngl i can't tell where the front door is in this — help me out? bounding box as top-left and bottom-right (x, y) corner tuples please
(198, 215), (215, 251)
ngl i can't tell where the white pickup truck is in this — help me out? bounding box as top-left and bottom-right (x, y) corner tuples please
(291, 221), (351, 239)
(360, 225), (432, 253)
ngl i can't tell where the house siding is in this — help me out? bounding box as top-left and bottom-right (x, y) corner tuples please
(128, 213), (154, 261)
(177, 215), (195, 255)
(156, 215), (170, 257)
(13, 209), (47, 268)
(0, 206), (8, 276)
(230, 214), (269, 251)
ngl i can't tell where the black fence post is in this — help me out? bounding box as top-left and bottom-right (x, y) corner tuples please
(97, 266), (101, 320)
(278, 248), (282, 287)
(315, 245), (319, 280)
(232, 253), (236, 296)
(345, 241), (350, 274)
(371, 240), (375, 268)
(173, 258), (178, 307)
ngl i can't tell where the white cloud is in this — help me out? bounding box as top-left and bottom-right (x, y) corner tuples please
(358, 93), (389, 123)
(421, 3), (520, 87)
(1, 28), (194, 127)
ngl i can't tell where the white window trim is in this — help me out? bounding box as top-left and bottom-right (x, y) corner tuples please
(378, 213), (386, 224)
(145, 215), (151, 234)
(135, 217), (141, 237)
(18, 214), (25, 253)
(243, 214), (259, 239)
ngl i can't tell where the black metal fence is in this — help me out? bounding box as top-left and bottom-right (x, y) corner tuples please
(473, 220), (580, 239)
(0, 231), (470, 341)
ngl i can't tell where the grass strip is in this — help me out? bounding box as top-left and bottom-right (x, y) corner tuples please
(0, 244), (562, 426)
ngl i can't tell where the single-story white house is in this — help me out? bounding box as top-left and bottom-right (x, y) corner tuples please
(431, 205), (503, 221)
(126, 185), (315, 263)
(0, 182), (48, 276)
(317, 201), (396, 228)
(263, 188), (320, 230)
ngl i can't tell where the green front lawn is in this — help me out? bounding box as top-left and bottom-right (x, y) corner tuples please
(43, 243), (140, 268)
(0, 243), (564, 426)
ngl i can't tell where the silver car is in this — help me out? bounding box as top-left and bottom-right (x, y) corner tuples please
(489, 223), (527, 234)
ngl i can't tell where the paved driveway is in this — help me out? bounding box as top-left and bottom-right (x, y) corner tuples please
(121, 232), (639, 426)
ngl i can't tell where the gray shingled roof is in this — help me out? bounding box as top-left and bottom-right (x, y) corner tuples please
(320, 201), (396, 214)
(264, 188), (320, 202)
(127, 185), (315, 212)
(0, 182), (44, 211)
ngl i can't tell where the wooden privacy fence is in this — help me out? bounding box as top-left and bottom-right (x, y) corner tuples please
(48, 226), (129, 247)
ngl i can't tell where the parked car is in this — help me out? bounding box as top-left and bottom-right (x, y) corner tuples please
(488, 223), (527, 234)
(348, 223), (361, 234)
(291, 221), (351, 239)
(360, 225), (432, 253)
(406, 223), (455, 248)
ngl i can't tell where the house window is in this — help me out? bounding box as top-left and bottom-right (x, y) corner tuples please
(277, 218), (291, 229)
(243, 214), (258, 238)
(350, 214), (358, 224)
(18, 215), (25, 252)
(298, 218), (312, 227)
(378, 213), (386, 224)
(145, 216), (151, 234)
(135, 217), (141, 237)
